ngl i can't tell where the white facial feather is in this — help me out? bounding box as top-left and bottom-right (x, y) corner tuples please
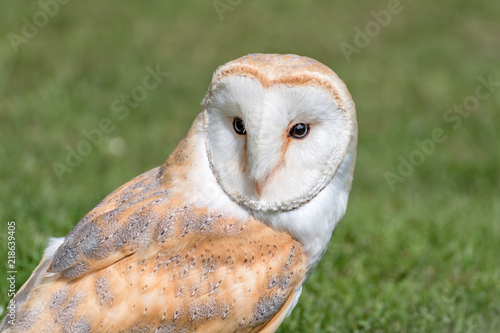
(204, 77), (353, 213)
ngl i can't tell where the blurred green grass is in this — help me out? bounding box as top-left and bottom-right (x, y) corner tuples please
(0, 0), (499, 331)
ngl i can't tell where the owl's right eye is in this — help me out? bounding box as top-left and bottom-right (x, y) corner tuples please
(232, 117), (246, 135)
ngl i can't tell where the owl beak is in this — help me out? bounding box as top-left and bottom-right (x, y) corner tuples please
(255, 173), (273, 198)
(255, 180), (264, 197)
(245, 123), (282, 198)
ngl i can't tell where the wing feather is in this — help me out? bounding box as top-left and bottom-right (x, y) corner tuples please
(4, 166), (308, 332)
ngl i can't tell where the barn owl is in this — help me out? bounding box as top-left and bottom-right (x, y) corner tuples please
(1, 54), (357, 332)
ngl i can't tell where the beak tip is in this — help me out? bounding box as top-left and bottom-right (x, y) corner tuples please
(256, 181), (263, 197)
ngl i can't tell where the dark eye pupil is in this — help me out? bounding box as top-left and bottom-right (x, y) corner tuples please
(289, 123), (309, 139)
(233, 117), (246, 135)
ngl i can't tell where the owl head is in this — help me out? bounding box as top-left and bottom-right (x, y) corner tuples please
(202, 54), (357, 214)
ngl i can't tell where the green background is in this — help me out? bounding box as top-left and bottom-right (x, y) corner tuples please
(1, 1), (499, 331)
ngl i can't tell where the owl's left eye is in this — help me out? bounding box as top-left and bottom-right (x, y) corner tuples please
(232, 117), (246, 135)
(289, 123), (310, 139)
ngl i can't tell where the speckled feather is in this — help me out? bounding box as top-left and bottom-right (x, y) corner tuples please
(3, 127), (307, 333)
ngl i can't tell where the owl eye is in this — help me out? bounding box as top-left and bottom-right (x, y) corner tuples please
(232, 117), (246, 135)
(289, 123), (310, 139)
